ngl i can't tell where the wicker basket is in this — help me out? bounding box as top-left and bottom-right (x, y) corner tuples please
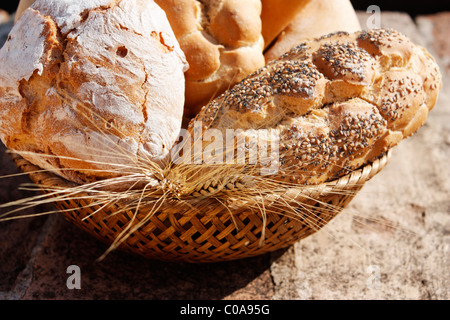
(11, 150), (391, 263)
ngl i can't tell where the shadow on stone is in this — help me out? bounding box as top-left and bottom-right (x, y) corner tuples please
(22, 214), (278, 299)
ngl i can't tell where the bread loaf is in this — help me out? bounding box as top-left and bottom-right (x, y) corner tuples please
(185, 29), (441, 185)
(265, 0), (361, 62)
(0, 0), (188, 184)
(154, 0), (266, 119)
(260, 0), (312, 50)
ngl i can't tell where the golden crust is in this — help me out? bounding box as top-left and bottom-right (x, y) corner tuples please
(187, 29), (442, 185)
(260, 0), (312, 49)
(155, 0), (265, 117)
(17, 0), (266, 118)
(265, 0), (361, 62)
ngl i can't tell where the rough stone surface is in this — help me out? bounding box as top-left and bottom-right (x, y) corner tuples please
(0, 10), (449, 300)
(18, 214), (276, 300)
(0, 141), (51, 298)
(416, 12), (450, 74)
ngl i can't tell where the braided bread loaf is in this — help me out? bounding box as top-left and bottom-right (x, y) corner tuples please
(185, 29), (442, 185)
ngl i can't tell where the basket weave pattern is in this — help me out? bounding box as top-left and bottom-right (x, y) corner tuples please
(12, 151), (391, 263)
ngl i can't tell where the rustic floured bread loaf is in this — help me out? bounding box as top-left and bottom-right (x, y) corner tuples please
(154, 0), (266, 119)
(0, 0), (188, 184)
(185, 29), (442, 185)
(265, 0), (361, 62)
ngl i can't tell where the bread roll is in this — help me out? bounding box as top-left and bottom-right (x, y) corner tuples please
(0, 0), (188, 184)
(154, 0), (266, 118)
(185, 29), (441, 185)
(265, 0), (361, 62)
(260, 0), (312, 50)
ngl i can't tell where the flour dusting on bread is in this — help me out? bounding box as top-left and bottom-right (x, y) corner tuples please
(0, 0), (188, 184)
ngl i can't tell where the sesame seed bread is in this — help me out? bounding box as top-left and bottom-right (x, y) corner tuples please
(0, 0), (188, 184)
(186, 29), (442, 185)
(265, 0), (361, 62)
(154, 0), (266, 119)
